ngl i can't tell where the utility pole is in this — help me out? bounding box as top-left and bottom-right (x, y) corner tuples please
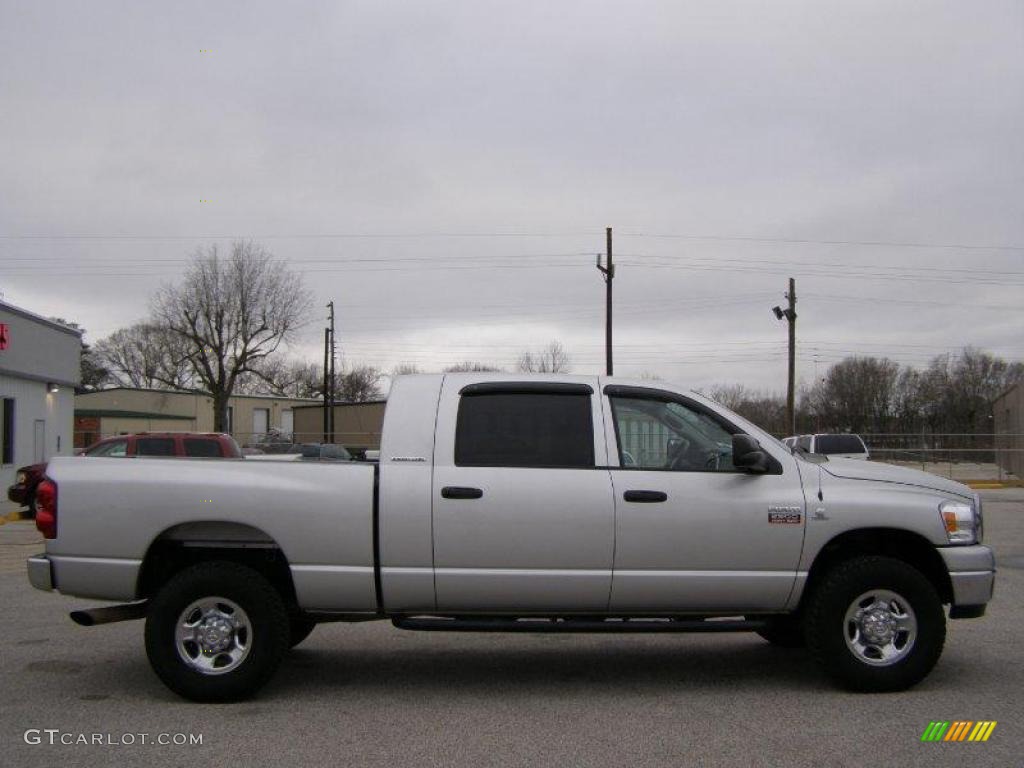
(327, 301), (337, 443)
(322, 326), (330, 442)
(596, 226), (614, 375)
(772, 278), (797, 435)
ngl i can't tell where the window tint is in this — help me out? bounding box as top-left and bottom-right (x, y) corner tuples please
(136, 437), (176, 456)
(184, 438), (223, 457)
(455, 392), (594, 468)
(86, 439), (127, 457)
(815, 434), (866, 454)
(610, 396), (736, 471)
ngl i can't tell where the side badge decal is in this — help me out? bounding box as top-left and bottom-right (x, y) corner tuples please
(768, 506), (803, 524)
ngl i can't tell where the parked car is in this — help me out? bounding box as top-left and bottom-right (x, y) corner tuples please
(788, 433), (871, 460)
(28, 374), (992, 702)
(8, 433), (242, 516)
(295, 443), (353, 461)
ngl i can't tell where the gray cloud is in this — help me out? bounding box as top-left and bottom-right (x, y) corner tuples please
(1, 0), (1022, 392)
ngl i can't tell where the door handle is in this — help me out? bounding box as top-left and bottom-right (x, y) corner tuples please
(441, 486), (484, 500)
(623, 490), (668, 503)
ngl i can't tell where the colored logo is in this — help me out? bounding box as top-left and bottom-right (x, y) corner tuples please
(921, 721), (997, 742)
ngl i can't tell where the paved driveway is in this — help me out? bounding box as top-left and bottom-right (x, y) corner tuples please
(1, 491), (1021, 767)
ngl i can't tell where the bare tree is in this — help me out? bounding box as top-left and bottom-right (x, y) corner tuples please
(337, 364), (382, 402)
(707, 383), (788, 434)
(94, 323), (195, 390)
(517, 341), (571, 373)
(807, 356), (900, 434)
(49, 318), (108, 391)
(153, 241), (312, 431)
(392, 363), (422, 376)
(444, 361), (502, 372)
(234, 357), (300, 397)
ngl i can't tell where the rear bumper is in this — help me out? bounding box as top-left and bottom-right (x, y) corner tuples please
(26, 553), (141, 600)
(27, 554), (53, 592)
(939, 545), (995, 613)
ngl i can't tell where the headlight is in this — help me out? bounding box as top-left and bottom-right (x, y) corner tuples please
(16, 471), (27, 484)
(940, 500), (977, 544)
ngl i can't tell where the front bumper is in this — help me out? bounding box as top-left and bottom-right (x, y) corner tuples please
(939, 544), (995, 613)
(27, 554), (53, 592)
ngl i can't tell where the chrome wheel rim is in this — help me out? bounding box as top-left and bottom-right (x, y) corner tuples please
(843, 589), (917, 667)
(175, 597), (251, 675)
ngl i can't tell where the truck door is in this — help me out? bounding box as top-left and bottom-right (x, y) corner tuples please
(602, 385), (806, 612)
(431, 379), (615, 612)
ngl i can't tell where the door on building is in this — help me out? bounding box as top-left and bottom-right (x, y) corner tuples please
(252, 408), (269, 437)
(281, 409), (293, 439)
(33, 420), (46, 463)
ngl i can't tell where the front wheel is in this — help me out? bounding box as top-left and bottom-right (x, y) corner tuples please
(145, 561), (290, 702)
(805, 556), (945, 692)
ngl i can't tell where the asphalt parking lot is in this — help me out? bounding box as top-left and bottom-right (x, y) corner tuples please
(1, 490), (1021, 768)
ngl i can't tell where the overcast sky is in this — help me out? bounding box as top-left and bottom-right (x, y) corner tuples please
(1, 0), (1022, 393)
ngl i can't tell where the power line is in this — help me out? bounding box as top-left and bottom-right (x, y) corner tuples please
(0, 231), (603, 241)
(619, 232), (1024, 252)
(2, 230), (1022, 251)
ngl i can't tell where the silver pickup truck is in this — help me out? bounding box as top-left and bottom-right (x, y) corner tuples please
(27, 374), (994, 701)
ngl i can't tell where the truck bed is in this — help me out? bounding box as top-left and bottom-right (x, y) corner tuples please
(43, 455), (378, 610)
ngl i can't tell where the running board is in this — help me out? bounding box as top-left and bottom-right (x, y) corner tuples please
(70, 601), (149, 626)
(392, 616), (767, 633)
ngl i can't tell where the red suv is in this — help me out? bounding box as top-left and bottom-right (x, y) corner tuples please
(7, 432), (241, 516)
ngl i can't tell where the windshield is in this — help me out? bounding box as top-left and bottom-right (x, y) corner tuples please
(815, 434), (866, 454)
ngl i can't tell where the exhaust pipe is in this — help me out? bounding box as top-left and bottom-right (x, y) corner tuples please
(70, 601), (148, 626)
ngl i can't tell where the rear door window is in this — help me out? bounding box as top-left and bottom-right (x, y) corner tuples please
(184, 438), (223, 457)
(455, 392), (594, 468)
(136, 437), (177, 456)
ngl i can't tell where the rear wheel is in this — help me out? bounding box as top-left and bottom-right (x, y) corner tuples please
(805, 556), (945, 692)
(145, 561), (290, 702)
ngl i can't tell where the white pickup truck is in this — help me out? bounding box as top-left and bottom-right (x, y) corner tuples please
(27, 374), (994, 701)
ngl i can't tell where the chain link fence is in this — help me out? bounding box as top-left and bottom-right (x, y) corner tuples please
(858, 433), (1022, 483)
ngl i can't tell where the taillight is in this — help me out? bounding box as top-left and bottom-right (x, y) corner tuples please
(35, 479), (57, 539)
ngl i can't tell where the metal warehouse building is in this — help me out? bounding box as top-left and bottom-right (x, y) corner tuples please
(291, 401), (386, 450)
(74, 388), (320, 448)
(0, 300), (81, 488)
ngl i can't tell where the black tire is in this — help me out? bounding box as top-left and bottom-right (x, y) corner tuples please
(145, 561), (290, 702)
(289, 616), (317, 648)
(804, 556), (945, 692)
(755, 615), (805, 648)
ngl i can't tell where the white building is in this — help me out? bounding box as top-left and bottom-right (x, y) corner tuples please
(0, 300), (81, 486)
